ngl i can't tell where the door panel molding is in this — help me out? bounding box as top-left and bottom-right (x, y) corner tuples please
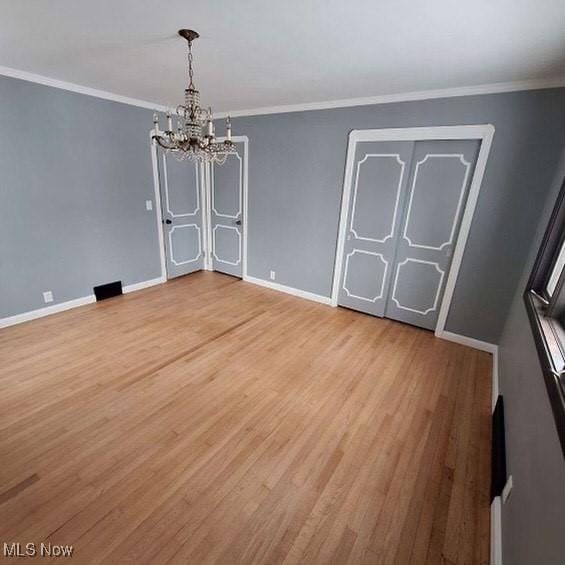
(342, 249), (388, 302)
(350, 154), (406, 243)
(212, 225), (242, 266)
(331, 125), (495, 339)
(212, 152), (243, 219)
(402, 153), (471, 250)
(169, 224), (202, 265)
(161, 153), (201, 218)
(390, 258), (445, 315)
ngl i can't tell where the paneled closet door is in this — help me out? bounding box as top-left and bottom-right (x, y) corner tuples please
(158, 153), (205, 278)
(385, 140), (480, 329)
(337, 141), (415, 316)
(210, 141), (244, 278)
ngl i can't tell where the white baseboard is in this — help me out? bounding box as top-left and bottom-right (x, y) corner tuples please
(241, 279), (504, 368)
(123, 276), (166, 294)
(436, 331), (499, 409)
(0, 295), (96, 329)
(243, 275), (332, 305)
(437, 329), (498, 354)
(0, 276), (167, 329)
(491, 496), (503, 565)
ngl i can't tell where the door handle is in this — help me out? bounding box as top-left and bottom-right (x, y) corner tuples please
(235, 220), (242, 225)
(164, 219), (172, 224)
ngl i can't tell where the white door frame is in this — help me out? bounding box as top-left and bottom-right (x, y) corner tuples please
(330, 124), (495, 338)
(150, 132), (249, 280)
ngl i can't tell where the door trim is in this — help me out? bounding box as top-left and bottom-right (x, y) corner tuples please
(150, 132), (167, 280)
(330, 125), (495, 338)
(160, 153), (202, 218)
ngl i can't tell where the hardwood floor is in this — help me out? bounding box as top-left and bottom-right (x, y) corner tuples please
(0, 272), (491, 564)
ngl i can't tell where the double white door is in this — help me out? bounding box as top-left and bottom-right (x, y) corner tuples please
(156, 140), (245, 279)
(337, 139), (479, 330)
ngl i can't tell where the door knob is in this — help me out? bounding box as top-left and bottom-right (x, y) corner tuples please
(235, 220), (242, 225)
(164, 219), (172, 224)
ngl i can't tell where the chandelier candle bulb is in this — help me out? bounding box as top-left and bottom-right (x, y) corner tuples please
(166, 113), (173, 133)
(226, 117), (232, 141)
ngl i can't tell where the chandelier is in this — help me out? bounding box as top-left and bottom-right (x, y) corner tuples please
(152, 29), (236, 165)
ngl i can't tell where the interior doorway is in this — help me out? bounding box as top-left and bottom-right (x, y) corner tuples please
(151, 134), (248, 281)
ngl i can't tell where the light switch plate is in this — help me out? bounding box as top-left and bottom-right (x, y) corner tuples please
(145, 200), (153, 211)
(43, 291), (54, 304)
(270, 270), (276, 280)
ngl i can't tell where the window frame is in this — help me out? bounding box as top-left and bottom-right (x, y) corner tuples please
(524, 177), (565, 457)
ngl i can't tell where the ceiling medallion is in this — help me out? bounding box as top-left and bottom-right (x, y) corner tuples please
(152, 29), (236, 165)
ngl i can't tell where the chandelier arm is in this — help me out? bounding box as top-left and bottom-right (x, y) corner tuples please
(153, 136), (179, 151)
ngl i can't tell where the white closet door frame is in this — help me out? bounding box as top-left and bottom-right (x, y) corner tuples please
(331, 125), (495, 338)
(150, 132), (249, 279)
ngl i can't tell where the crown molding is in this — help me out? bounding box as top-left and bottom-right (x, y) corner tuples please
(1, 63), (564, 119)
(0, 65), (169, 112)
(215, 76), (565, 119)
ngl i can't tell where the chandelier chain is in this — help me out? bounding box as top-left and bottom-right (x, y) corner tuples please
(187, 41), (194, 89)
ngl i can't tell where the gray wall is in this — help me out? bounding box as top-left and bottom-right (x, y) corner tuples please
(2, 66), (565, 564)
(232, 88), (565, 343)
(2, 73), (565, 348)
(0, 76), (162, 318)
(498, 149), (565, 564)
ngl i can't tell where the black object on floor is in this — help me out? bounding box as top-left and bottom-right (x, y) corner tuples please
(491, 394), (507, 501)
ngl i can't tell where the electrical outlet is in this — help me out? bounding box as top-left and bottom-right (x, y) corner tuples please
(145, 200), (153, 211)
(270, 270), (276, 280)
(43, 291), (54, 304)
(502, 475), (513, 503)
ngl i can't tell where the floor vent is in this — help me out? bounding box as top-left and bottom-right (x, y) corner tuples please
(491, 395), (507, 502)
(94, 281), (123, 301)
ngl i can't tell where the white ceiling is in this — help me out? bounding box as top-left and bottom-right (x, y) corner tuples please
(1, 0), (565, 113)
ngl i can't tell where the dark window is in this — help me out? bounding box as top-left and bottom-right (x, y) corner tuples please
(525, 176), (565, 456)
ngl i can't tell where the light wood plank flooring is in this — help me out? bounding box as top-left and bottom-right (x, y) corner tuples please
(0, 272), (491, 564)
